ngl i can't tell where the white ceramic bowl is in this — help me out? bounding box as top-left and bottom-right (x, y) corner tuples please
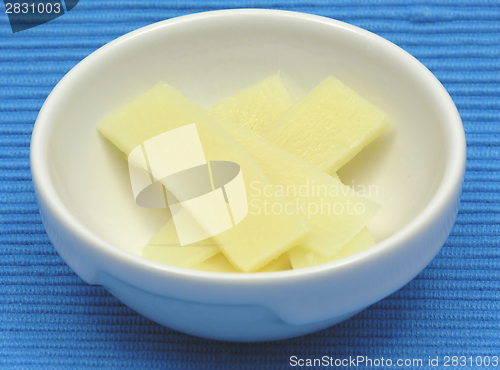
(30, 9), (466, 342)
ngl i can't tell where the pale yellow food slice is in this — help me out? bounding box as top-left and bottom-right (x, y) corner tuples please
(207, 75), (294, 135)
(192, 253), (238, 272)
(193, 252), (292, 273)
(143, 221), (291, 272)
(262, 75), (390, 174)
(288, 227), (375, 269)
(207, 115), (381, 257)
(258, 252), (292, 272)
(207, 76), (340, 181)
(141, 220), (219, 268)
(98, 82), (310, 272)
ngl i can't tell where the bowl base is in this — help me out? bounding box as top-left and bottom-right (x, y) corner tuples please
(102, 273), (363, 342)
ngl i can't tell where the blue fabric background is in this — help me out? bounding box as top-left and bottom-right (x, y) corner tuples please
(1, 0), (499, 368)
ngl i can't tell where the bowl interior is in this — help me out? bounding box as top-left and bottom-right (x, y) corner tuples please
(42, 11), (450, 257)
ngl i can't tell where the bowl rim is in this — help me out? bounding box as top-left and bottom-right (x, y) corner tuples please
(30, 8), (466, 283)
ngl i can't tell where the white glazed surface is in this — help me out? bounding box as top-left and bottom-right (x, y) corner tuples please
(31, 10), (466, 341)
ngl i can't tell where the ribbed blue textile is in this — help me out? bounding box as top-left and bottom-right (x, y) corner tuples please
(1, 1), (499, 369)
